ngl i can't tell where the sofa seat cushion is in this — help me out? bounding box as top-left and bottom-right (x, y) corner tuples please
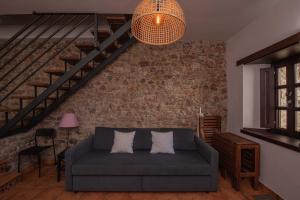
(72, 150), (211, 176)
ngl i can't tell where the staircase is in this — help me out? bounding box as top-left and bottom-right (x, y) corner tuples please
(0, 13), (136, 138)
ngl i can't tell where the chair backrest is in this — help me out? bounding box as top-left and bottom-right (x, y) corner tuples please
(35, 128), (56, 146)
(198, 116), (221, 144)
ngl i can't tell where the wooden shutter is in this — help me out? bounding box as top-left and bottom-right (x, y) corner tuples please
(260, 67), (275, 128)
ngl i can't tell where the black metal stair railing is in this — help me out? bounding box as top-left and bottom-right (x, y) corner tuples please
(0, 15), (93, 101)
(0, 14), (135, 137)
(0, 14), (94, 100)
(0, 15), (49, 62)
(0, 15), (67, 81)
(0, 12), (94, 136)
(0, 16), (43, 53)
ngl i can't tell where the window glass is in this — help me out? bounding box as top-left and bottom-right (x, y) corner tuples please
(295, 87), (300, 107)
(296, 112), (300, 132)
(277, 67), (287, 86)
(278, 110), (287, 129)
(278, 88), (287, 107)
(295, 63), (300, 83)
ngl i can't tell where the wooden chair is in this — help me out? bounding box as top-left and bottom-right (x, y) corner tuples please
(197, 116), (221, 144)
(18, 128), (56, 177)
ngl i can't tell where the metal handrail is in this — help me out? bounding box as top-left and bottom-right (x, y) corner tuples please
(0, 15), (65, 80)
(0, 15), (43, 53)
(33, 11), (93, 15)
(0, 15), (92, 102)
(0, 15), (51, 61)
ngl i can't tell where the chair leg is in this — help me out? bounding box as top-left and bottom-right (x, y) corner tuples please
(53, 143), (57, 164)
(18, 153), (21, 173)
(38, 154), (41, 177)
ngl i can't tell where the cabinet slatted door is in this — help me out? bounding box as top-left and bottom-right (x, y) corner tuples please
(198, 116), (221, 144)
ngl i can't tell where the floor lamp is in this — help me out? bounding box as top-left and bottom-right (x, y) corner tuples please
(59, 113), (79, 148)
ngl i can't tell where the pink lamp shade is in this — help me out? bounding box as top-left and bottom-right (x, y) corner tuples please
(59, 113), (79, 128)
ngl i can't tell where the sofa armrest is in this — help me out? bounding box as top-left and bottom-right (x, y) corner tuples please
(65, 135), (93, 191)
(194, 136), (219, 191)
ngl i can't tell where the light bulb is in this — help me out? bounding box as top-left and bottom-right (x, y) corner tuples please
(155, 15), (161, 25)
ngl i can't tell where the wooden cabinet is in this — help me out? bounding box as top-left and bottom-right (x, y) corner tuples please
(197, 116), (221, 144)
(213, 132), (260, 190)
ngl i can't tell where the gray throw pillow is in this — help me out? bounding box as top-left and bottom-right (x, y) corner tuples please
(111, 131), (136, 153)
(150, 131), (175, 154)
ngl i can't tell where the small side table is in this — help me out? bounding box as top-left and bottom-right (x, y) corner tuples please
(57, 149), (66, 182)
(213, 132), (260, 190)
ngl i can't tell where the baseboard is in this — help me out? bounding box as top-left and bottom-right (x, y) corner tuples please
(258, 181), (284, 200)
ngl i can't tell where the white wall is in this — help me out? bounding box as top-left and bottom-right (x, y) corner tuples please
(243, 64), (270, 128)
(243, 65), (260, 128)
(226, 0), (300, 199)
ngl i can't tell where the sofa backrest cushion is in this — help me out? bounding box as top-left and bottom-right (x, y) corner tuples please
(157, 128), (196, 150)
(93, 127), (196, 150)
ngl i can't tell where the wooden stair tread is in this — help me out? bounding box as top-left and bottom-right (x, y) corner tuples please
(91, 30), (111, 41)
(106, 15), (130, 40)
(75, 41), (95, 48)
(75, 41), (107, 61)
(75, 41), (96, 54)
(44, 68), (66, 73)
(90, 30), (119, 51)
(45, 68), (81, 74)
(0, 105), (45, 113)
(106, 16), (127, 33)
(58, 54), (94, 70)
(44, 68), (81, 80)
(28, 82), (69, 90)
(11, 95), (56, 100)
(106, 15), (126, 24)
(0, 171), (21, 187)
(75, 41), (110, 52)
(90, 30), (120, 53)
(59, 54), (80, 65)
(0, 117), (32, 123)
(75, 41), (95, 54)
(0, 107), (20, 112)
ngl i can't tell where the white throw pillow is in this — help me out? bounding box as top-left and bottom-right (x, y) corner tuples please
(111, 131), (136, 153)
(150, 131), (175, 154)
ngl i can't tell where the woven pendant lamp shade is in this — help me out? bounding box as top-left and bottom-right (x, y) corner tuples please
(131, 0), (186, 45)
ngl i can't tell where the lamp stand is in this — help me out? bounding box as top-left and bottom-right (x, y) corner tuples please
(66, 128), (70, 148)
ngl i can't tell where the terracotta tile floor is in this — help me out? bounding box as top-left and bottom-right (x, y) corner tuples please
(0, 166), (279, 200)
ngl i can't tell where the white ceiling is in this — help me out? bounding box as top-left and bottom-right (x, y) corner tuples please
(0, 0), (282, 40)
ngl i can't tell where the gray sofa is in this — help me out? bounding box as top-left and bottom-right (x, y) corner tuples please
(65, 127), (219, 192)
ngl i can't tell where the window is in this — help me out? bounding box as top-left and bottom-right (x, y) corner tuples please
(272, 58), (300, 138)
(275, 66), (288, 130)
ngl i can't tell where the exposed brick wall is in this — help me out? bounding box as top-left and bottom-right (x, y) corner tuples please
(0, 40), (227, 171)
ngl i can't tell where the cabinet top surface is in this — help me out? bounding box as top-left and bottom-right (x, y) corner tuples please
(216, 132), (259, 145)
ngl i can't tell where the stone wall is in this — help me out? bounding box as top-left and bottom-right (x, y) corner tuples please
(0, 40), (227, 171)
